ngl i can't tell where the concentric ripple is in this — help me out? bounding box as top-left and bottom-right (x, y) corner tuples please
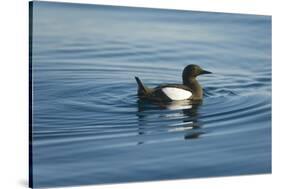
(31, 2), (271, 188)
(33, 64), (271, 146)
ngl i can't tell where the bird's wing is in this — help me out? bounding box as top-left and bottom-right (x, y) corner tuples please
(161, 87), (192, 100)
(155, 84), (192, 101)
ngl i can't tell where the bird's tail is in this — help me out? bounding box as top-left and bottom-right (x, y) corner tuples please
(135, 76), (148, 96)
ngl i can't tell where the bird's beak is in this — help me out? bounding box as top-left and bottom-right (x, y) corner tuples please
(201, 69), (212, 75)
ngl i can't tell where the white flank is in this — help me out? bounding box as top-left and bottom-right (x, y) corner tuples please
(161, 87), (192, 101)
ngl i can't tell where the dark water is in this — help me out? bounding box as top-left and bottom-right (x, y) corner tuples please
(31, 2), (272, 188)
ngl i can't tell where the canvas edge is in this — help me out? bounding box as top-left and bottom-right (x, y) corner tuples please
(28, 1), (33, 188)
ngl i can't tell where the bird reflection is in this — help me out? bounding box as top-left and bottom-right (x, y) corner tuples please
(136, 99), (204, 145)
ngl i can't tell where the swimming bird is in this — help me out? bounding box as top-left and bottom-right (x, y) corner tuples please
(135, 64), (211, 102)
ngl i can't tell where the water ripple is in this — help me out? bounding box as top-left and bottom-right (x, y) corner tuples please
(32, 3), (271, 187)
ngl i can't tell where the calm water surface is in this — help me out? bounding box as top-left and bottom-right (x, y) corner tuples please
(31, 2), (271, 188)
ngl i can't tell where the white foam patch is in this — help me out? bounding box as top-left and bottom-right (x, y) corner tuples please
(161, 87), (192, 100)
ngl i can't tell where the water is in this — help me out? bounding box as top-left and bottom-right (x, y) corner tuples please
(30, 2), (272, 188)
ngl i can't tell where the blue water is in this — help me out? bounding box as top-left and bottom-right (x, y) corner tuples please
(30, 2), (272, 188)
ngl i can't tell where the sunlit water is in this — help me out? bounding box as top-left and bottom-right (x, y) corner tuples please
(31, 2), (271, 188)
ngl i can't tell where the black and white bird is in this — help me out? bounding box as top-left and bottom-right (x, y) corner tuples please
(135, 64), (212, 102)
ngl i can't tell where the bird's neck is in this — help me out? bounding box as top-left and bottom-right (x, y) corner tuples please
(183, 78), (203, 99)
